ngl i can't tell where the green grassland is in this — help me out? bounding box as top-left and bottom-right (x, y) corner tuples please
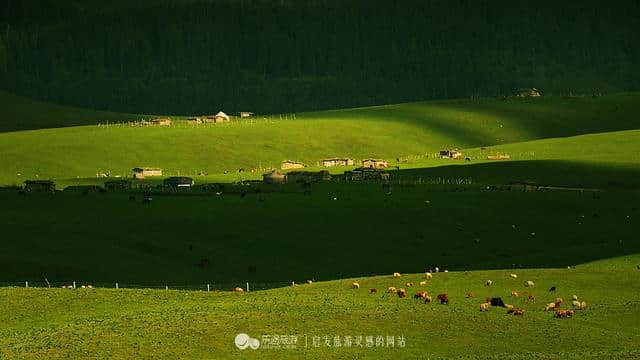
(1, 255), (639, 359)
(1, 92), (640, 186)
(2, 91), (640, 359)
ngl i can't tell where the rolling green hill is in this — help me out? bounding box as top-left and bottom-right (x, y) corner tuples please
(1, 255), (639, 359)
(1, 93), (639, 186)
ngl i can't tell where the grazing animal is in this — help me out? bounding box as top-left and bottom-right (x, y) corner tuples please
(393, 272), (401, 278)
(490, 297), (506, 307)
(414, 291), (428, 299)
(549, 286), (557, 292)
(387, 287), (397, 293)
(571, 295), (578, 301)
(525, 280), (534, 287)
(370, 288), (378, 294)
(579, 301), (587, 310)
(425, 272), (433, 279)
(405, 282), (413, 287)
(352, 282), (360, 289)
(419, 280), (427, 286)
(572, 300), (581, 308)
(397, 288), (408, 298)
(486, 280), (493, 286)
(511, 291), (518, 297)
(465, 157), (471, 162)
(510, 274), (518, 278)
(306, 280), (313, 284)
(480, 303), (491, 312)
(467, 291), (476, 298)
(544, 302), (556, 311)
(505, 304), (514, 309)
(555, 309), (575, 318)
(233, 287), (244, 293)
(437, 293), (449, 304)
(527, 294), (536, 302)
(507, 308), (525, 316)
(555, 298), (564, 307)
(424, 295), (433, 303)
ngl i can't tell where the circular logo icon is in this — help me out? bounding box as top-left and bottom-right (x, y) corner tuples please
(235, 333), (250, 349)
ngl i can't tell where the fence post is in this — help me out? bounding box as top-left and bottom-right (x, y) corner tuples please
(116, 282), (119, 289)
(207, 284), (210, 292)
(73, 281), (76, 289)
(25, 281), (28, 288)
(246, 282), (249, 292)
(165, 285), (168, 291)
(292, 281), (295, 286)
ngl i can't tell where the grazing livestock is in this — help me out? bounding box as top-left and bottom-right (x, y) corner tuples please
(489, 297), (506, 307)
(527, 295), (536, 302)
(419, 281), (427, 286)
(480, 303), (491, 312)
(437, 293), (449, 304)
(507, 308), (525, 316)
(414, 291), (428, 299)
(370, 288), (378, 294)
(425, 272), (433, 279)
(424, 295), (433, 303)
(555, 309), (575, 318)
(511, 291), (518, 297)
(525, 280), (534, 287)
(579, 301), (587, 310)
(233, 287), (244, 293)
(486, 280), (493, 286)
(549, 286), (557, 292)
(510, 274), (518, 278)
(352, 282), (360, 289)
(555, 298), (564, 307)
(387, 287), (397, 293)
(393, 272), (402, 278)
(397, 288), (408, 298)
(572, 300), (581, 308)
(467, 291), (476, 298)
(544, 302), (557, 311)
(306, 280), (313, 284)
(572, 295), (578, 301)
(405, 282), (413, 287)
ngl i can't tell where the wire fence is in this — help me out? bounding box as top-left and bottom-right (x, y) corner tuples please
(0, 281), (296, 292)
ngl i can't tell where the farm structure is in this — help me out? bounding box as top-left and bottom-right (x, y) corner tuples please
(286, 170), (332, 184)
(23, 180), (55, 192)
(515, 88), (541, 97)
(344, 167), (390, 182)
(362, 159), (388, 169)
(204, 112), (230, 123)
(440, 149), (463, 159)
(163, 177), (194, 188)
(321, 158), (355, 167)
(281, 160), (306, 170)
(132, 167), (163, 179)
(151, 117), (172, 126)
(105, 179), (132, 191)
(263, 170), (287, 184)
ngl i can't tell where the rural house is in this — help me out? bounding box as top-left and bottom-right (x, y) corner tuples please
(344, 168), (390, 182)
(151, 117), (172, 126)
(362, 159), (388, 169)
(263, 170), (287, 184)
(440, 149), (463, 159)
(105, 179), (132, 191)
(281, 160), (306, 170)
(204, 111), (230, 123)
(321, 158), (355, 167)
(24, 180), (55, 192)
(515, 88), (541, 97)
(132, 167), (163, 179)
(163, 177), (194, 188)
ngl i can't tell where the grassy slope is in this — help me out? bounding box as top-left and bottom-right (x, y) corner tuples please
(1, 93), (639, 185)
(1, 255), (639, 359)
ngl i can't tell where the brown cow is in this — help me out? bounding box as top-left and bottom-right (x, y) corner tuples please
(424, 295), (433, 303)
(507, 308), (525, 316)
(370, 288), (378, 294)
(437, 293), (449, 304)
(414, 291), (428, 299)
(233, 287), (244, 293)
(511, 291), (518, 297)
(397, 288), (408, 298)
